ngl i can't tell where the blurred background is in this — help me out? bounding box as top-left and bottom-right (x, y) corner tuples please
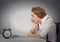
(0, 0), (60, 37)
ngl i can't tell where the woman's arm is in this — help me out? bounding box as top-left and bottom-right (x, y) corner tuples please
(28, 24), (41, 38)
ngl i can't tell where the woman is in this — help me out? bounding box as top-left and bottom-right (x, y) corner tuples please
(28, 7), (56, 42)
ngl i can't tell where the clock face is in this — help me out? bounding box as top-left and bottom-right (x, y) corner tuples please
(4, 31), (11, 37)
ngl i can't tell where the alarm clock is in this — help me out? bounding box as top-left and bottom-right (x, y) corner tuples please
(2, 28), (12, 39)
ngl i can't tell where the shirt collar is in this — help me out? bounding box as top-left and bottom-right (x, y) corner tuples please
(41, 15), (49, 23)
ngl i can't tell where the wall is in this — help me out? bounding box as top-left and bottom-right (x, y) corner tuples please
(0, 0), (60, 36)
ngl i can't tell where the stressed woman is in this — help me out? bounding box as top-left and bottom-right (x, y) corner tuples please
(28, 7), (56, 42)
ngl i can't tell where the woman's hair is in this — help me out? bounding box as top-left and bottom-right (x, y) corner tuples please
(31, 7), (46, 19)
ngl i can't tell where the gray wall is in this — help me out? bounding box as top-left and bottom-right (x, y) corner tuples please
(0, 0), (60, 35)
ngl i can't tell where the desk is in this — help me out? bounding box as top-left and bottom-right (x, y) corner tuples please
(0, 35), (46, 42)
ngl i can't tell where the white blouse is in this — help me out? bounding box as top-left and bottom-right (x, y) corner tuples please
(36, 15), (56, 42)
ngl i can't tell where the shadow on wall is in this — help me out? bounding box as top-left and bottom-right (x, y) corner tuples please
(56, 22), (60, 42)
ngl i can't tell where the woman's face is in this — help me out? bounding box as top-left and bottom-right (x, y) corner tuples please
(31, 12), (41, 24)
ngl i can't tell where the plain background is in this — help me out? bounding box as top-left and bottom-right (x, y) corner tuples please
(0, 0), (60, 38)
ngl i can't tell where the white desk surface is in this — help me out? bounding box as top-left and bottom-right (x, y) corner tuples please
(0, 35), (46, 42)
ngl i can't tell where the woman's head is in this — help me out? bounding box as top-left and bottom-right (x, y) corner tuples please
(31, 7), (46, 24)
